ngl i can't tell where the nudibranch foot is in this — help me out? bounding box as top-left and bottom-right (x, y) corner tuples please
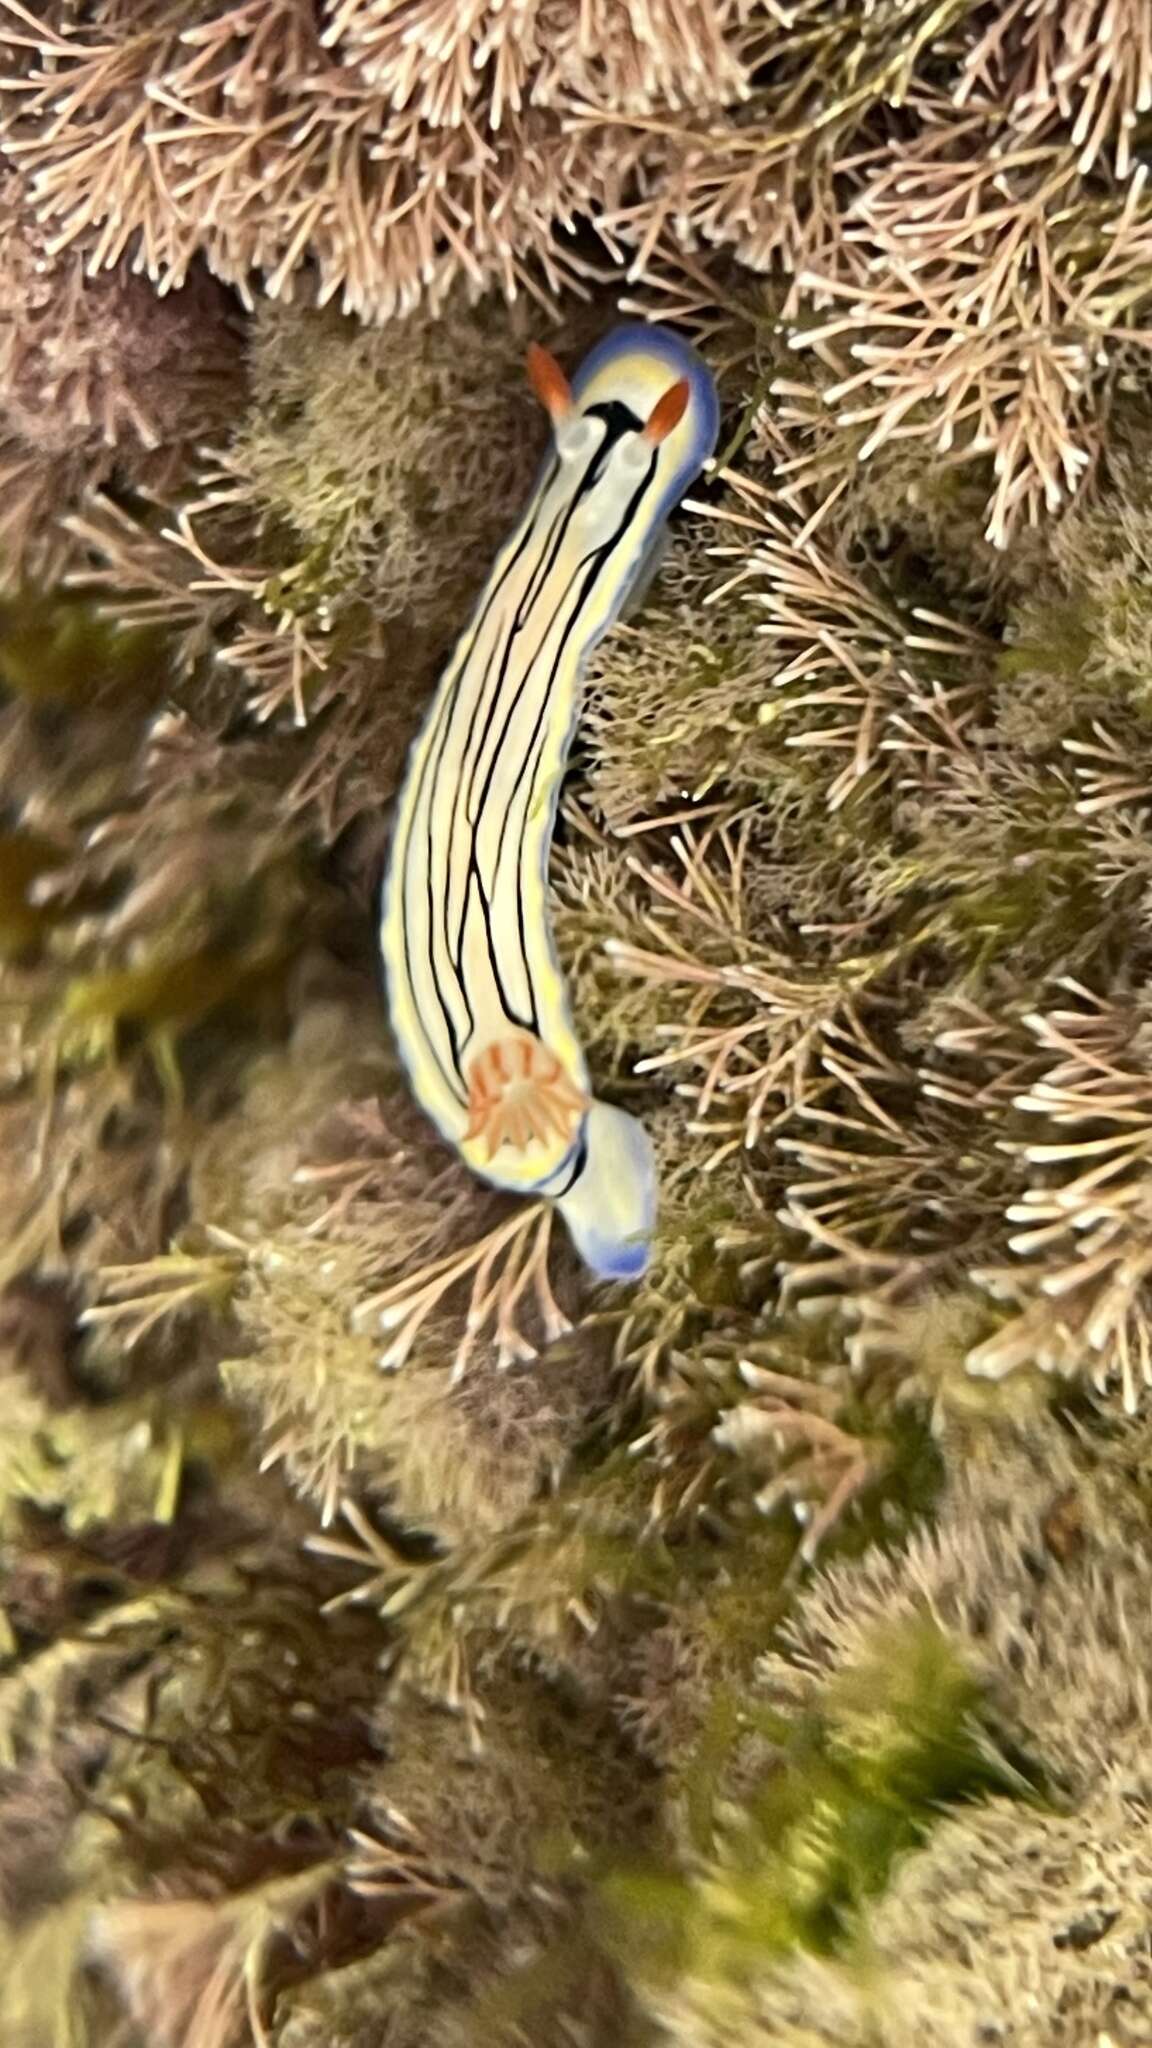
(463, 1032), (589, 1165)
(555, 1099), (657, 1284)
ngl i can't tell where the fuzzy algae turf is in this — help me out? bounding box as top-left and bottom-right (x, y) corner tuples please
(4, 1), (1152, 2042)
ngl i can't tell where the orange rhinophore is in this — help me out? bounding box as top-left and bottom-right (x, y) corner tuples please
(464, 1032), (589, 1163)
(642, 376), (691, 445)
(526, 341), (574, 425)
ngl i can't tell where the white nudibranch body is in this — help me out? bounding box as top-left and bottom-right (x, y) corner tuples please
(378, 322), (719, 1281)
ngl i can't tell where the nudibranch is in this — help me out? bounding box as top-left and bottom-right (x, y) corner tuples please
(379, 322), (719, 1282)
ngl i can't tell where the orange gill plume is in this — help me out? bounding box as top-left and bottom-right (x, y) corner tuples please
(464, 1033), (589, 1162)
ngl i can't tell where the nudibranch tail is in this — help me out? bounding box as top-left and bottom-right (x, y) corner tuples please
(554, 1099), (657, 1283)
(378, 320), (719, 1289)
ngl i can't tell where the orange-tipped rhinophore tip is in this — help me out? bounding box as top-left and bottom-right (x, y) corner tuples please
(527, 341), (573, 424)
(642, 375), (690, 445)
